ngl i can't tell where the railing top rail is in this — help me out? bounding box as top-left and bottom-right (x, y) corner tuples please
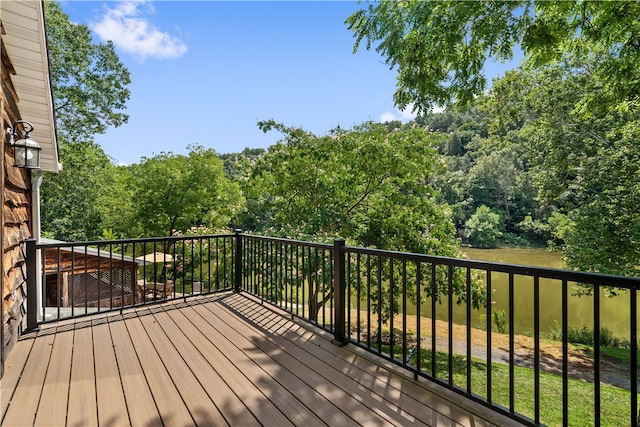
(31, 233), (640, 289)
(344, 245), (640, 288)
(34, 234), (235, 249)
(241, 233), (333, 249)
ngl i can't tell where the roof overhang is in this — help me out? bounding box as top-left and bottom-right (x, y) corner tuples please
(40, 238), (150, 269)
(1, 0), (60, 173)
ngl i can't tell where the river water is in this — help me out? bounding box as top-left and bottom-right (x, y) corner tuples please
(410, 247), (637, 341)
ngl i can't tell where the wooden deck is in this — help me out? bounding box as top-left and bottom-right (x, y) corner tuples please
(1, 292), (519, 426)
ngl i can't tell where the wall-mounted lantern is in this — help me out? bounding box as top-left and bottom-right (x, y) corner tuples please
(6, 120), (41, 169)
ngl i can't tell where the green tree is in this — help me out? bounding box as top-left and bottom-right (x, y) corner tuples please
(94, 165), (138, 239)
(484, 63), (640, 276)
(218, 148), (266, 181)
(249, 120), (484, 320)
(357, 0), (640, 275)
(465, 205), (503, 249)
(41, 140), (115, 241)
(465, 149), (524, 231)
(45, 1), (131, 142)
(130, 145), (245, 237)
(41, 1), (132, 240)
(347, 1), (640, 112)
(252, 120), (458, 252)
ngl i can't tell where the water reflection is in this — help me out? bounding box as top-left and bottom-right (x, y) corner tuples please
(409, 247), (637, 341)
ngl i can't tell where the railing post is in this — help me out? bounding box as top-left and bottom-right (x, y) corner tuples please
(25, 238), (39, 332)
(234, 229), (242, 293)
(332, 238), (347, 346)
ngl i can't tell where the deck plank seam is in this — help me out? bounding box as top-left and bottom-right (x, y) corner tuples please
(140, 306), (248, 426)
(244, 301), (441, 418)
(231, 294), (478, 425)
(282, 323), (453, 425)
(0, 333), (36, 424)
(206, 298), (399, 426)
(61, 321), (75, 427)
(91, 317), (100, 426)
(219, 296), (429, 427)
(232, 293), (489, 426)
(32, 328), (68, 425)
(185, 304), (323, 426)
(97, 315), (134, 427)
(103, 316), (131, 427)
(18, 331), (54, 427)
(123, 311), (195, 425)
(131, 312), (199, 426)
(259, 304), (502, 426)
(107, 313), (163, 426)
(249, 307), (425, 409)
(34, 334), (57, 427)
(147, 305), (247, 427)
(187, 302), (335, 427)
(160, 306), (265, 427)
(63, 321), (75, 427)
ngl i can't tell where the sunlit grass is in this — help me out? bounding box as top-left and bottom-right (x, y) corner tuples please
(396, 346), (634, 426)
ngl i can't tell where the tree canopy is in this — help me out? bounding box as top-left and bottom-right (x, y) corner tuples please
(347, 1), (640, 112)
(252, 120), (460, 257)
(39, 0), (640, 281)
(41, 141), (114, 241)
(45, 0), (131, 142)
(41, 1), (132, 241)
(130, 145), (245, 237)
(483, 63), (640, 276)
(347, 1), (640, 277)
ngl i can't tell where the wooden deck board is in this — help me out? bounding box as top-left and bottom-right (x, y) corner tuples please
(226, 299), (431, 426)
(107, 314), (162, 427)
(143, 306), (259, 426)
(138, 309), (229, 426)
(92, 316), (130, 427)
(169, 307), (291, 427)
(231, 298), (458, 424)
(124, 310), (195, 426)
(2, 332), (54, 427)
(188, 302), (329, 426)
(1, 292), (516, 427)
(229, 295), (492, 427)
(67, 320), (98, 427)
(34, 325), (73, 427)
(1, 333), (35, 418)
(213, 297), (420, 427)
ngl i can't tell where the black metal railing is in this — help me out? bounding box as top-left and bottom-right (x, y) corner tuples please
(239, 234), (640, 427)
(26, 233), (236, 325)
(26, 232), (640, 426)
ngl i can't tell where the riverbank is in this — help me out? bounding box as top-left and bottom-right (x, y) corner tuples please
(349, 308), (637, 391)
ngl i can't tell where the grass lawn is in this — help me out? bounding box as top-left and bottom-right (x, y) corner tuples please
(401, 347), (634, 426)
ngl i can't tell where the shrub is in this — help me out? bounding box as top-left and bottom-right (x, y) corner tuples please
(464, 205), (503, 248)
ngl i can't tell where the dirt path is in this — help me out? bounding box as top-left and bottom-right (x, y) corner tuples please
(350, 310), (637, 390)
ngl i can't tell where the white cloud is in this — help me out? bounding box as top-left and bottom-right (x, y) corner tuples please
(398, 103), (417, 121)
(380, 112), (396, 123)
(380, 103), (446, 122)
(92, 1), (187, 60)
(380, 103), (417, 123)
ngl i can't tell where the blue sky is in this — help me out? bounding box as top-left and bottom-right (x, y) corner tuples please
(60, 1), (521, 165)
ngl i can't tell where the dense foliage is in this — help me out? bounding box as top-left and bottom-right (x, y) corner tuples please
(250, 120), (460, 256)
(130, 145), (245, 238)
(347, 0), (640, 276)
(40, 0), (640, 281)
(41, 1), (131, 241)
(44, 1), (130, 142)
(347, 0), (640, 113)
